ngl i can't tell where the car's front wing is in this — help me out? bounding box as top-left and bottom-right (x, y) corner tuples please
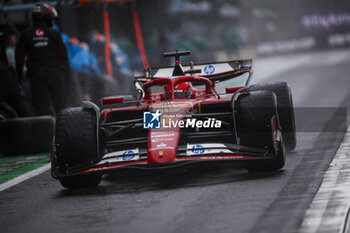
(52, 147), (276, 179)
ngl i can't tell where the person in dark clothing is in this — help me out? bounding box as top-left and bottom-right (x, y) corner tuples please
(0, 24), (13, 67)
(15, 3), (69, 116)
(0, 24), (26, 117)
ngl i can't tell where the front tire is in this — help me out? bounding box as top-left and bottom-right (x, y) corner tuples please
(54, 106), (101, 188)
(249, 82), (296, 151)
(234, 90), (285, 171)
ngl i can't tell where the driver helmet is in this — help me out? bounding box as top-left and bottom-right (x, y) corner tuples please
(175, 82), (193, 99)
(32, 4), (58, 27)
(164, 82), (193, 99)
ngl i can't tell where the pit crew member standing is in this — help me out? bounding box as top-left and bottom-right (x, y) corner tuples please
(15, 4), (69, 115)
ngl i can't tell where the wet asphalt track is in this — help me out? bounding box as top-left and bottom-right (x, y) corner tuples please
(1, 49), (350, 233)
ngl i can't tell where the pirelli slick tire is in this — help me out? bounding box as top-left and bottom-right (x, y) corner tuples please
(0, 116), (55, 156)
(59, 174), (102, 189)
(234, 90), (285, 171)
(249, 82), (296, 151)
(55, 106), (101, 188)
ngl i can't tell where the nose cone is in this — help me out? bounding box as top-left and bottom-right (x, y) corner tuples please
(147, 101), (193, 163)
(148, 131), (180, 163)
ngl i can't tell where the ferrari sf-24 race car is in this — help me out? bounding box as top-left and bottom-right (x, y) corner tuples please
(51, 51), (296, 189)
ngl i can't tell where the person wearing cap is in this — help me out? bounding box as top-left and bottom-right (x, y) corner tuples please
(15, 3), (69, 116)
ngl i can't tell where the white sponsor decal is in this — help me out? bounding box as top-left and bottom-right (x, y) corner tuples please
(34, 41), (48, 47)
(98, 148), (140, 165)
(149, 147), (174, 151)
(157, 143), (167, 147)
(151, 133), (175, 138)
(148, 140), (176, 151)
(186, 143), (232, 156)
(151, 138), (175, 143)
(149, 142), (175, 151)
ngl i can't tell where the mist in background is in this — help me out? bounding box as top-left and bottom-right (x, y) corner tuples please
(2, 0), (350, 67)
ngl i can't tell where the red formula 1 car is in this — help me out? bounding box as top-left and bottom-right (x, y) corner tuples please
(51, 51), (296, 189)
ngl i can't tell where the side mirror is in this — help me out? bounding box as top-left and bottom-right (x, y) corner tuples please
(102, 97), (124, 105)
(226, 86), (245, 94)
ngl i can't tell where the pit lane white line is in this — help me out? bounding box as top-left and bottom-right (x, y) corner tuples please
(299, 125), (350, 233)
(0, 163), (50, 192)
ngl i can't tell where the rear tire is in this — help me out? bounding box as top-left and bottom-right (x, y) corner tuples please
(249, 82), (296, 151)
(0, 116), (55, 156)
(234, 90), (285, 171)
(54, 106), (101, 188)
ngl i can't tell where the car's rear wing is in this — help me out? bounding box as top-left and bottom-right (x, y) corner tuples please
(138, 59), (253, 82)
